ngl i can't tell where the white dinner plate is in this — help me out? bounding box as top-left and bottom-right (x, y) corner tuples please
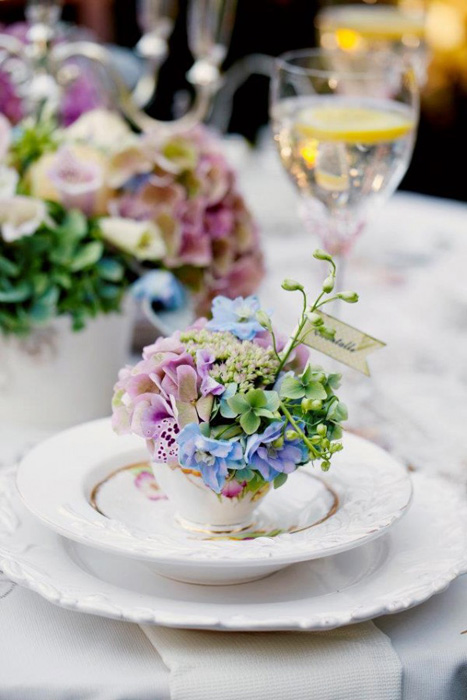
(1, 470), (466, 631)
(16, 420), (412, 584)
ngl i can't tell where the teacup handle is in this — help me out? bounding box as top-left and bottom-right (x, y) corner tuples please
(141, 297), (196, 337)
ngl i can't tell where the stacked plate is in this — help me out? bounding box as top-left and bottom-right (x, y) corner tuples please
(1, 418), (466, 631)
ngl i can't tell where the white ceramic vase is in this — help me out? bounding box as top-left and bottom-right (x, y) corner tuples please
(0, 306), (134, 429)
(152, 461), (270, 533)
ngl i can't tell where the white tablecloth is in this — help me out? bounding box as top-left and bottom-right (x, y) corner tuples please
(1, 142), (467, 699)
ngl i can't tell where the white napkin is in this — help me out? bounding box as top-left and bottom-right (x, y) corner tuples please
(142, 622), (402, 700)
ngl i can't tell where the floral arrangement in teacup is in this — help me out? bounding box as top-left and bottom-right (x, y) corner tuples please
(0, 108), (262, 335)
(112, 251), (358, 532)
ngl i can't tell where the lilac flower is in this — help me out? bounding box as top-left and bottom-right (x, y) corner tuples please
(196, 349), (225, 397)
(60, 71), (107, 127)
(130, 393), (175, 439)
(206, 296), (263, 340)
(142, 333), (185, 360)
(245, 422), (308, 482)
(0, 71), (22, 124)
(177, 423), (244, 492)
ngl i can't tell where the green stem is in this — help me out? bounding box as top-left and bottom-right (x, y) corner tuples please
(280, 401), (320, 459)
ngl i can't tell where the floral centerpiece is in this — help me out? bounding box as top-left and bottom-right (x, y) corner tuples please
(0, 108), (261, 426)
(112, 251), (358, 532)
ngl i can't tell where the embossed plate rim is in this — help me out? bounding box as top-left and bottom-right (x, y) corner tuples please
(16, 418), (413, 566)
(1, 470), (466, 630)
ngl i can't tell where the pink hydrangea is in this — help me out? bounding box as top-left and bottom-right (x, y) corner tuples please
(109, 126), (263, 313)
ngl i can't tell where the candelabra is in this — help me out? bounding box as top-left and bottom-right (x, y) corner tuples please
(0, 0), (237, 132)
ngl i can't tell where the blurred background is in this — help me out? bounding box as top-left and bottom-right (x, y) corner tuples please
(0, 0), (466, 202)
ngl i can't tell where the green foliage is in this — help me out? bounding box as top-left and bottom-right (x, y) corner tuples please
(9, 118), (59, 177)
(227, 388), (281, 435)
(0, 204), (129, 336)
(279, 365), (328, 401)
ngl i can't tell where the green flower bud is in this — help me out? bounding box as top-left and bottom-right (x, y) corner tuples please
(321, 460), (331, 472)
(286, 429), (299, 441)
(306, 312), (323, 326)
(301, 398), (314, 412)
(322, 275), (335, 293)
(337, 291), (359, 303)
(310, 435), (322, 444)
(256, 310), (271, 329)
(330, 442), (344, 453)
(313, 249), (333, 263)
(281, 279), (304, 292)
(272, 436), (284, 449)
(317, 423), (327, 436)
(311, 400), (322, 410)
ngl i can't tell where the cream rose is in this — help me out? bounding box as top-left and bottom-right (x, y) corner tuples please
(0, 196), (47, 242)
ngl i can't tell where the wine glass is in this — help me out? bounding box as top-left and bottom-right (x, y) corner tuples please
(270, 48), (419, 281)
(315, 2), (428, 87)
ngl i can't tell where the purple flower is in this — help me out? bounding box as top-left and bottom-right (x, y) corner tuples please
(60, 71), (107, 127)
(206, 295), (263, 340)
(196, 349), (225, 397)
(130, 394), (175, 439)
(245, 422), (308, 482)
(177, 423), (244, 492)
(0, 71), (22, 124)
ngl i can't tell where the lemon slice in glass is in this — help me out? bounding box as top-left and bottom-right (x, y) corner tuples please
(297, 103), (415, 144)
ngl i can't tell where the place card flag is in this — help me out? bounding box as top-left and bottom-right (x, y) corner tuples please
(302, 312), (385, 376)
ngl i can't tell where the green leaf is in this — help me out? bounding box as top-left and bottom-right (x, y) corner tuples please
(0, 282), (32, 303)
(70, 241), (104, 272)
(273, 473), (288, 489)
(246, 389), (268, 409)
(235, 468), (255, 482)
(97, 258), (125, 282)
(53, 271), (72, 290)
(199, 422), (211, 437)
(255, 408), (277, 419)
(31, 274), (49, 297)
(264, 390), (280, 412)
(220, 402), (237, 419)
(329, 424), (343, 440)
(37, 286), (60, 307)
(0, 256), (19, 277)
(63, 210), (88, 240)
(96, 282), (122, 300)
(227, 394), (250, 416)
(327, 373), (341, 389)
(304, 382), (327, 400)
(280, 375), (304, 400)
(240, 410), (261, 435)
(29, 301), (54, 324)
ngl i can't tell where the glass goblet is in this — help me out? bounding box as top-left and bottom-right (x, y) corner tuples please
(270, 48), (419, 280)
